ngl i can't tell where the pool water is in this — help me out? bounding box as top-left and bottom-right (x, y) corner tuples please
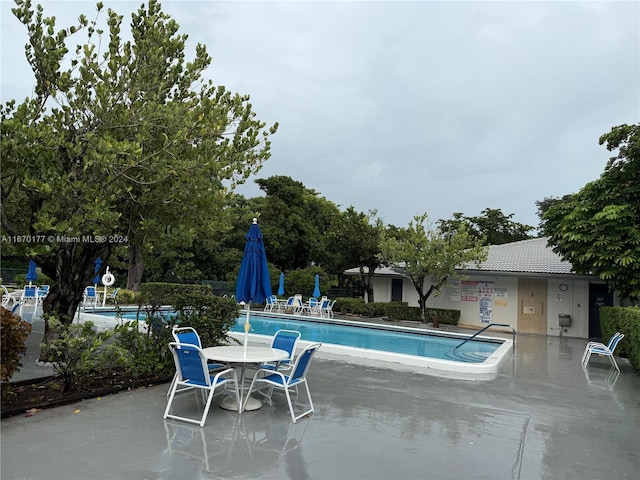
(231, 314), (501, 363)
(93, 309), (505, 366)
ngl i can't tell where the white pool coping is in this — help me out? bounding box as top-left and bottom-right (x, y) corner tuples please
(232, 317), (513, 377)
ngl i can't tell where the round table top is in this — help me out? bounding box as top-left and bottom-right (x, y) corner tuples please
(202, 345), (288, 364)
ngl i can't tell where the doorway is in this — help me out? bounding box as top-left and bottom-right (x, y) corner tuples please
(588, 284), (613, 340)
(517, 278), (547, 335)
(391, 279), (403, 302)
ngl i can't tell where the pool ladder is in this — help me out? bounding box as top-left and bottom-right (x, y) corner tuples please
(453, 323), (516, 355)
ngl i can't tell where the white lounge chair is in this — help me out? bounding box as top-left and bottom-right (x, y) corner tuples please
(582, 332), (625, 372)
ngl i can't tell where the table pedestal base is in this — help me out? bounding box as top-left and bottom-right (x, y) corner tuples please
(220, 395), (262, 412)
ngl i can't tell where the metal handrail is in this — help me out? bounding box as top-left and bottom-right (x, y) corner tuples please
(454, 323), (516, 354)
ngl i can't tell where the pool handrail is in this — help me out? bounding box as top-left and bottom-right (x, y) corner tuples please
(454, 323), (516, 354)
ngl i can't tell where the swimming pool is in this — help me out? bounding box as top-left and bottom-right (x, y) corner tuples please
(82, 308), (513, 375)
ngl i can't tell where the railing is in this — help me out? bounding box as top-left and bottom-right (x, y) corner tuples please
(454, 323), (516, 354)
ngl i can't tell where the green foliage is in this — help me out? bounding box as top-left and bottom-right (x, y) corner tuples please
(383, 302), (421, 321)
(1, 307), (33, 396)
(13, 272), (54, 287)
(600, 306), (640, 370)
(1, 0), (277, 328)
(437, 208), (534, 246)
(324, 207), (385, 300)
(425, 308), (460, 326)
(279, 267), (328, 299)
(544, 124), (640, 303)
(253, 176), (340, 271)
(43, 316), (130, 392)
(112, 320), (174, 378)
(107, 288), (139, 305)
(381, 213), (488, 325)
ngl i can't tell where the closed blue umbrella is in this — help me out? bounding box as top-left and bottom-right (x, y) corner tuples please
(236, 219), (272, 354)
(26, 259), (38, 286)
(278, 272), (285, 297)
(312, 273), (321, 298)
(93, 257), (103, 285)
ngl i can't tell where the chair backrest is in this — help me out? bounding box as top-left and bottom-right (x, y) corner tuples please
(111, 288), (120, 298)
(308, 297), (317, 307)
(37, 285), (50, 298)
(168, 342), (210, 387)
(288, 343), (321, 385)
(1, 285), (10, 307)
(23, 285), (38, 298)
(271, 330), (301, 363)
(320, 299), (330, 310)
(285, 296), (295, 306)
(609, 333), (625, 353)
(605, 332), (622, 349)
(172, 327), (202, 348)
(85, 286), (97, 297)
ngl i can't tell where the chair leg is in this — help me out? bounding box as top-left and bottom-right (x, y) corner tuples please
(199, 389), (217, 427)
(167, 373), (177, 397)
(608, 354), (620, 372)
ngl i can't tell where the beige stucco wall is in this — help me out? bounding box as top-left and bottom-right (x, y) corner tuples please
(370, 274), (593, 339)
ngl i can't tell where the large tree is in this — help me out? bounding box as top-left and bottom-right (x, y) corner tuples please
(0, 1), (277, 345)
(381, 213), (488, 325)
(323, 207), (384, 300)
(437, 208), (534, 245)
(543, 124), (640, 304)
(253, 176), (339, 271)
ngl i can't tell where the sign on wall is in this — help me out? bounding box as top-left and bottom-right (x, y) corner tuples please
(479, 281), (494, 323)
(446, 278), (461, 302)
(461, 280), (478, 301)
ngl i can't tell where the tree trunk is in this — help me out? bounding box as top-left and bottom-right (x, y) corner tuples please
(39, 243), (103, 362)
(127, 243), (145, 291)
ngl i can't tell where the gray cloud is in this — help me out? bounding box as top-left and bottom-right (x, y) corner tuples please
(3, 1), (638, 230)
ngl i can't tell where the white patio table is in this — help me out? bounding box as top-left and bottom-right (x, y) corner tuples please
(202, 345), (288, 413)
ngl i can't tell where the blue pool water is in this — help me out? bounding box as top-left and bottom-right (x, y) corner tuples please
(231, 314), (501, 363)
(94, 310), (502, 364)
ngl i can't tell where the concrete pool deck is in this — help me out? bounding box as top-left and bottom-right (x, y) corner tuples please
(2, 311), (639, 479)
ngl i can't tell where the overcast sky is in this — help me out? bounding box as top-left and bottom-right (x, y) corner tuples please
(2, 1), (638, 231)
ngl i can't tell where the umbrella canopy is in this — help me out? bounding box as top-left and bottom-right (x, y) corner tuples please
(236, 219), (272, 354)
(235, 220), (272, 304)
(93, 257), (103, 285)
(278, 272), (285, 297)
(312, 273), (321, 298)
(26, 260), (38, 285)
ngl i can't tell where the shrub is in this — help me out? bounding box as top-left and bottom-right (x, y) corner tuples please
(384, 303), (421, 321)
(43, 316), (130, 392)
(14, 272), (54, 287)
(600, 306), (640, 371)
(108, 288), (139, 305)
(1, 307), (33, 399)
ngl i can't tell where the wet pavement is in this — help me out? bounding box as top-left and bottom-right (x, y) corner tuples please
(2, 312), (639, 479)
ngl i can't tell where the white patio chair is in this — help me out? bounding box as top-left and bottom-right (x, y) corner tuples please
(259, 329), (301, 373)
(164, 342), (240, 427)
(19, 285), (39, 315)
(167, 327), (227, 396)
(244, 343), (321, 423)
(582, 332), (625, 372)
(82, 286), (100, 308)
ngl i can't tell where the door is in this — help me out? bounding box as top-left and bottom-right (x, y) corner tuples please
(517, 278), (547, 335)
(588, 284), (613, 340)
(391, 279), (403, 302)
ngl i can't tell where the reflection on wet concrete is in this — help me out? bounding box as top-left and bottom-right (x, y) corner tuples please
(1, 333), (639, 479)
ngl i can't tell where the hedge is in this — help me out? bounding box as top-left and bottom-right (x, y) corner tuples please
(600, 306), (640, 371)
(332, 298), (459, 325)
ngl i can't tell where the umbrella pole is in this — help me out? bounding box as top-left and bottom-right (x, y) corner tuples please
(243, 303), (251, 357)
